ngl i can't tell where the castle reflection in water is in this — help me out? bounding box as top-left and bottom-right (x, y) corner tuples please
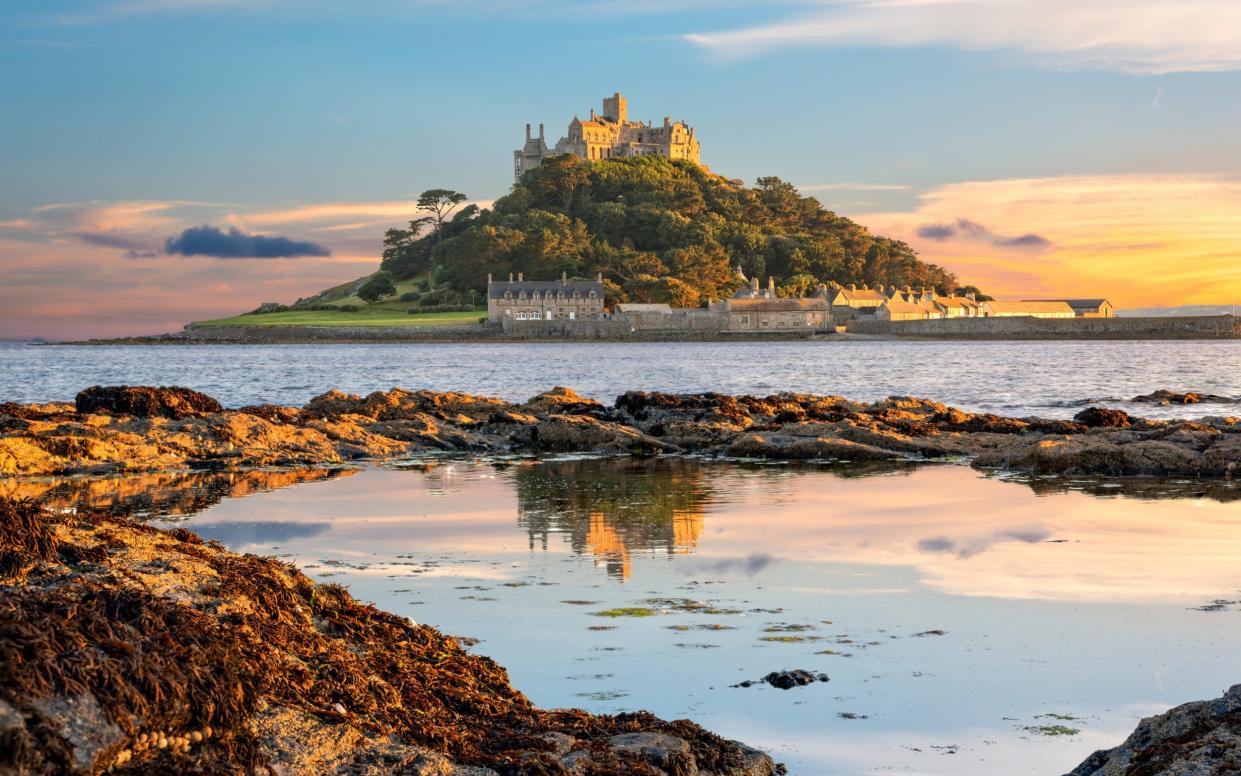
(513, 459), (711, 580)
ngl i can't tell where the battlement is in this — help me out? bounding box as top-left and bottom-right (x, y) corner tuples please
(514, 92), (701, 180)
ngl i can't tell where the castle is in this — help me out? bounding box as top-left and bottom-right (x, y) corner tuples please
(514, 92), (701, 180)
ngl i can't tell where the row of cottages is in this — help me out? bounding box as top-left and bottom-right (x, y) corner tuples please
(707, 273), (833, 332)
(486, 273), (605, 322)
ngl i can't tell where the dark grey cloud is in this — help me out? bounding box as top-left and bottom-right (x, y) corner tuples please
(997, 233), (1053, 248)
(916, 223), (957, 241)
(915, 218), (1051, 251)
(917, 536), (956, 553)
(164, 225), (331, 259)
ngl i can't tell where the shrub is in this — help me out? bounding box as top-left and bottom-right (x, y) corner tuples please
(399, 291), (422, 303)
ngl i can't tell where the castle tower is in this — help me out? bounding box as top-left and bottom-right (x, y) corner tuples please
(601, 92), (628, 123)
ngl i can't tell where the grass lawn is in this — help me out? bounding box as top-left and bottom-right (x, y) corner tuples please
(192, 307), (485, 328)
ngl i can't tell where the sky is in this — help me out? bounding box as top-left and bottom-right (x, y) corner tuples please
(2, 0), (1240, 339)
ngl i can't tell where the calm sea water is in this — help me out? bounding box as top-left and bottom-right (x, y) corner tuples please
(17, 459), (1241, 776)
(3, 340), (1240, 418)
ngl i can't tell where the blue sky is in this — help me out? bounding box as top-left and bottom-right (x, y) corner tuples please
(3, 0), (1241, 338)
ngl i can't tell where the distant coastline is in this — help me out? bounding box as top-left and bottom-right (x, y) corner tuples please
(47, 312), (1241, 345)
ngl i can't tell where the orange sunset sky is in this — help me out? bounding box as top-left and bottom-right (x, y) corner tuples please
(3, 1), (1240, 339)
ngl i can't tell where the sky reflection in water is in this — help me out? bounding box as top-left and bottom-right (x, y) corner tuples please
(61, 459), (1241, 775)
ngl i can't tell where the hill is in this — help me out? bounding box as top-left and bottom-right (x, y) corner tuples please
(379, 155), (962, 307)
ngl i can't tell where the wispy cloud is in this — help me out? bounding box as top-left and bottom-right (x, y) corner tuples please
(796, 182), (912, 192)
(858, 173), (1241, 306)
(685, 0), (1241, 74)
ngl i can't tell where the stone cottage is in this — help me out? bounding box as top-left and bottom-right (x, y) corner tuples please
(487, 272), (605, 322)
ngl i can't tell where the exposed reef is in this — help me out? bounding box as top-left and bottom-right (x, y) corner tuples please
(1, 385), (1238, 479)
(0, 498), (780, 776)
(1069, 684), (1241, 776)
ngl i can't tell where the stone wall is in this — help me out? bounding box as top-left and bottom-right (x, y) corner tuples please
(845, 315), (1241, 339)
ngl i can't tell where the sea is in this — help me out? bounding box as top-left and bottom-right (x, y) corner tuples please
(3, 339), (1241, 775)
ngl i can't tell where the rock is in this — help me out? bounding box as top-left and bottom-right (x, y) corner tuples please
(608, 731), (698, 774)
(0, 499), (775, 776)
(762, 670), (830, 690)
(75, 385), (222, 419)
(528, 414), (673, 455)
(520, 386), (604, 416)
(1067, 684), (1241, 776)
(1073, 406), (1133, 428)
(736, 670), (830, 690)
(1130, 389), (1238, 404)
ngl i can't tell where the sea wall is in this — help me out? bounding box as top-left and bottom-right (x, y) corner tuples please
(845, 314), (1241, 340)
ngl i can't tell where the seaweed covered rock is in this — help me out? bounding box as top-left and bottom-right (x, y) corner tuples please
(0, 499), (780, 776)
(2, 387), (1240, 479)
(1072, 406), (1133, 428)
(1068, 684), (1241, 776)
(74, 386), (222, 419)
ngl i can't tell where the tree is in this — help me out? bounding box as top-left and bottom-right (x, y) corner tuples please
(357, 272), (397, 303)
(953, 285), (993, 301)
(417, 189), (469, 242)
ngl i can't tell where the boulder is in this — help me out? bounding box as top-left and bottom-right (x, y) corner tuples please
(1068, 684), (1241, 776)
(75, 386), (222, 419)
(1073, 406), (1133, 428)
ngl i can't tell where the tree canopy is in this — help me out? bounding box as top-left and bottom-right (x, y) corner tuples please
(380, 158), (964, 305)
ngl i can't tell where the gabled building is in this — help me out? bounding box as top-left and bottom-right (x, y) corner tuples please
(487, 272), (605, 322)
(981, 300), (1076, 318)
(829, 284), (888, 320)
(1024, 298), (1115, 318)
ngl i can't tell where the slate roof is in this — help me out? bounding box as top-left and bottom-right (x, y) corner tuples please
(488, 279), (603, 301)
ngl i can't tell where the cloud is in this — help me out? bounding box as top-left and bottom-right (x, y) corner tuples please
(677, 552), (776, 576)
(164, 225), (331, 258)
(797, 182), (912, 193)
(69, 230), (156, 251)
(915, 217), (1051, 250)
(857, 173), (1241, 307)
(685, 0), (1241, 74)
(918, 528), (1051, 559)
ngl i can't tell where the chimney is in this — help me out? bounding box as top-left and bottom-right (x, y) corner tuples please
(597, 271), (603, 282)
(751, 277), (759, 291)
(966, 292), (976, 301)
(590, 109), (595, 120)
(487, 272), (493, 284)
(518, 272), (524, 282)
(877, 283), (885, 293)
(849, 283), (857, 292)
(561, 270), (567, 285)
(664, 116), (670, 128)
(525, 124), (531, 142)
(508, 272), (514, 282)
(538, 123), (544, 140)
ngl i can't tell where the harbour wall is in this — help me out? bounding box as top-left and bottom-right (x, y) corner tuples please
(845, 315), (1241, 339)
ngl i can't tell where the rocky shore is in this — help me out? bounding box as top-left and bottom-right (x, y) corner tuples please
(1, 385), (1238, 479)
(1069, 684), (1241, 775)
(0, 498), (780, 776)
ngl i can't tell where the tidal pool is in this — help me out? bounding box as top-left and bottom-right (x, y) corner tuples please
(32, 459), (1241, 775)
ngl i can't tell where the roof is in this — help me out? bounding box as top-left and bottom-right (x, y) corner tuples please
(882, 300), (938, 314)
(488, 279), (603, 300)
(986, 300), (1075, 314)
(615, 303), (672, 313)
(832, 287), (888, 303)
(1025, 298), (1111, 309)
(935, 295), (981, 309)
(728, 298), (830, 312)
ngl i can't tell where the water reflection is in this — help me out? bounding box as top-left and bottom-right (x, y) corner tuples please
(514, 459), (713, 580)
(1, 467), (357, 517)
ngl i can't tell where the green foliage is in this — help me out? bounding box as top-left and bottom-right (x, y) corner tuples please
(357, 272), (397, 303)
(378, 156), (960, 303)
(953, 284), (994, 301)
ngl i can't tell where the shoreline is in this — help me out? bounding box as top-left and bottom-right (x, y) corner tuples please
(0, 498), (781, 775)
(3, 385), (1237, 479)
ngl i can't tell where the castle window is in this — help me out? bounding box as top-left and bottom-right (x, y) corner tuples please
(588, 291), (596, 299)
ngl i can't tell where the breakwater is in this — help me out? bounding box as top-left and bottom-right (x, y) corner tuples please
(845, 314), (1240, 339)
